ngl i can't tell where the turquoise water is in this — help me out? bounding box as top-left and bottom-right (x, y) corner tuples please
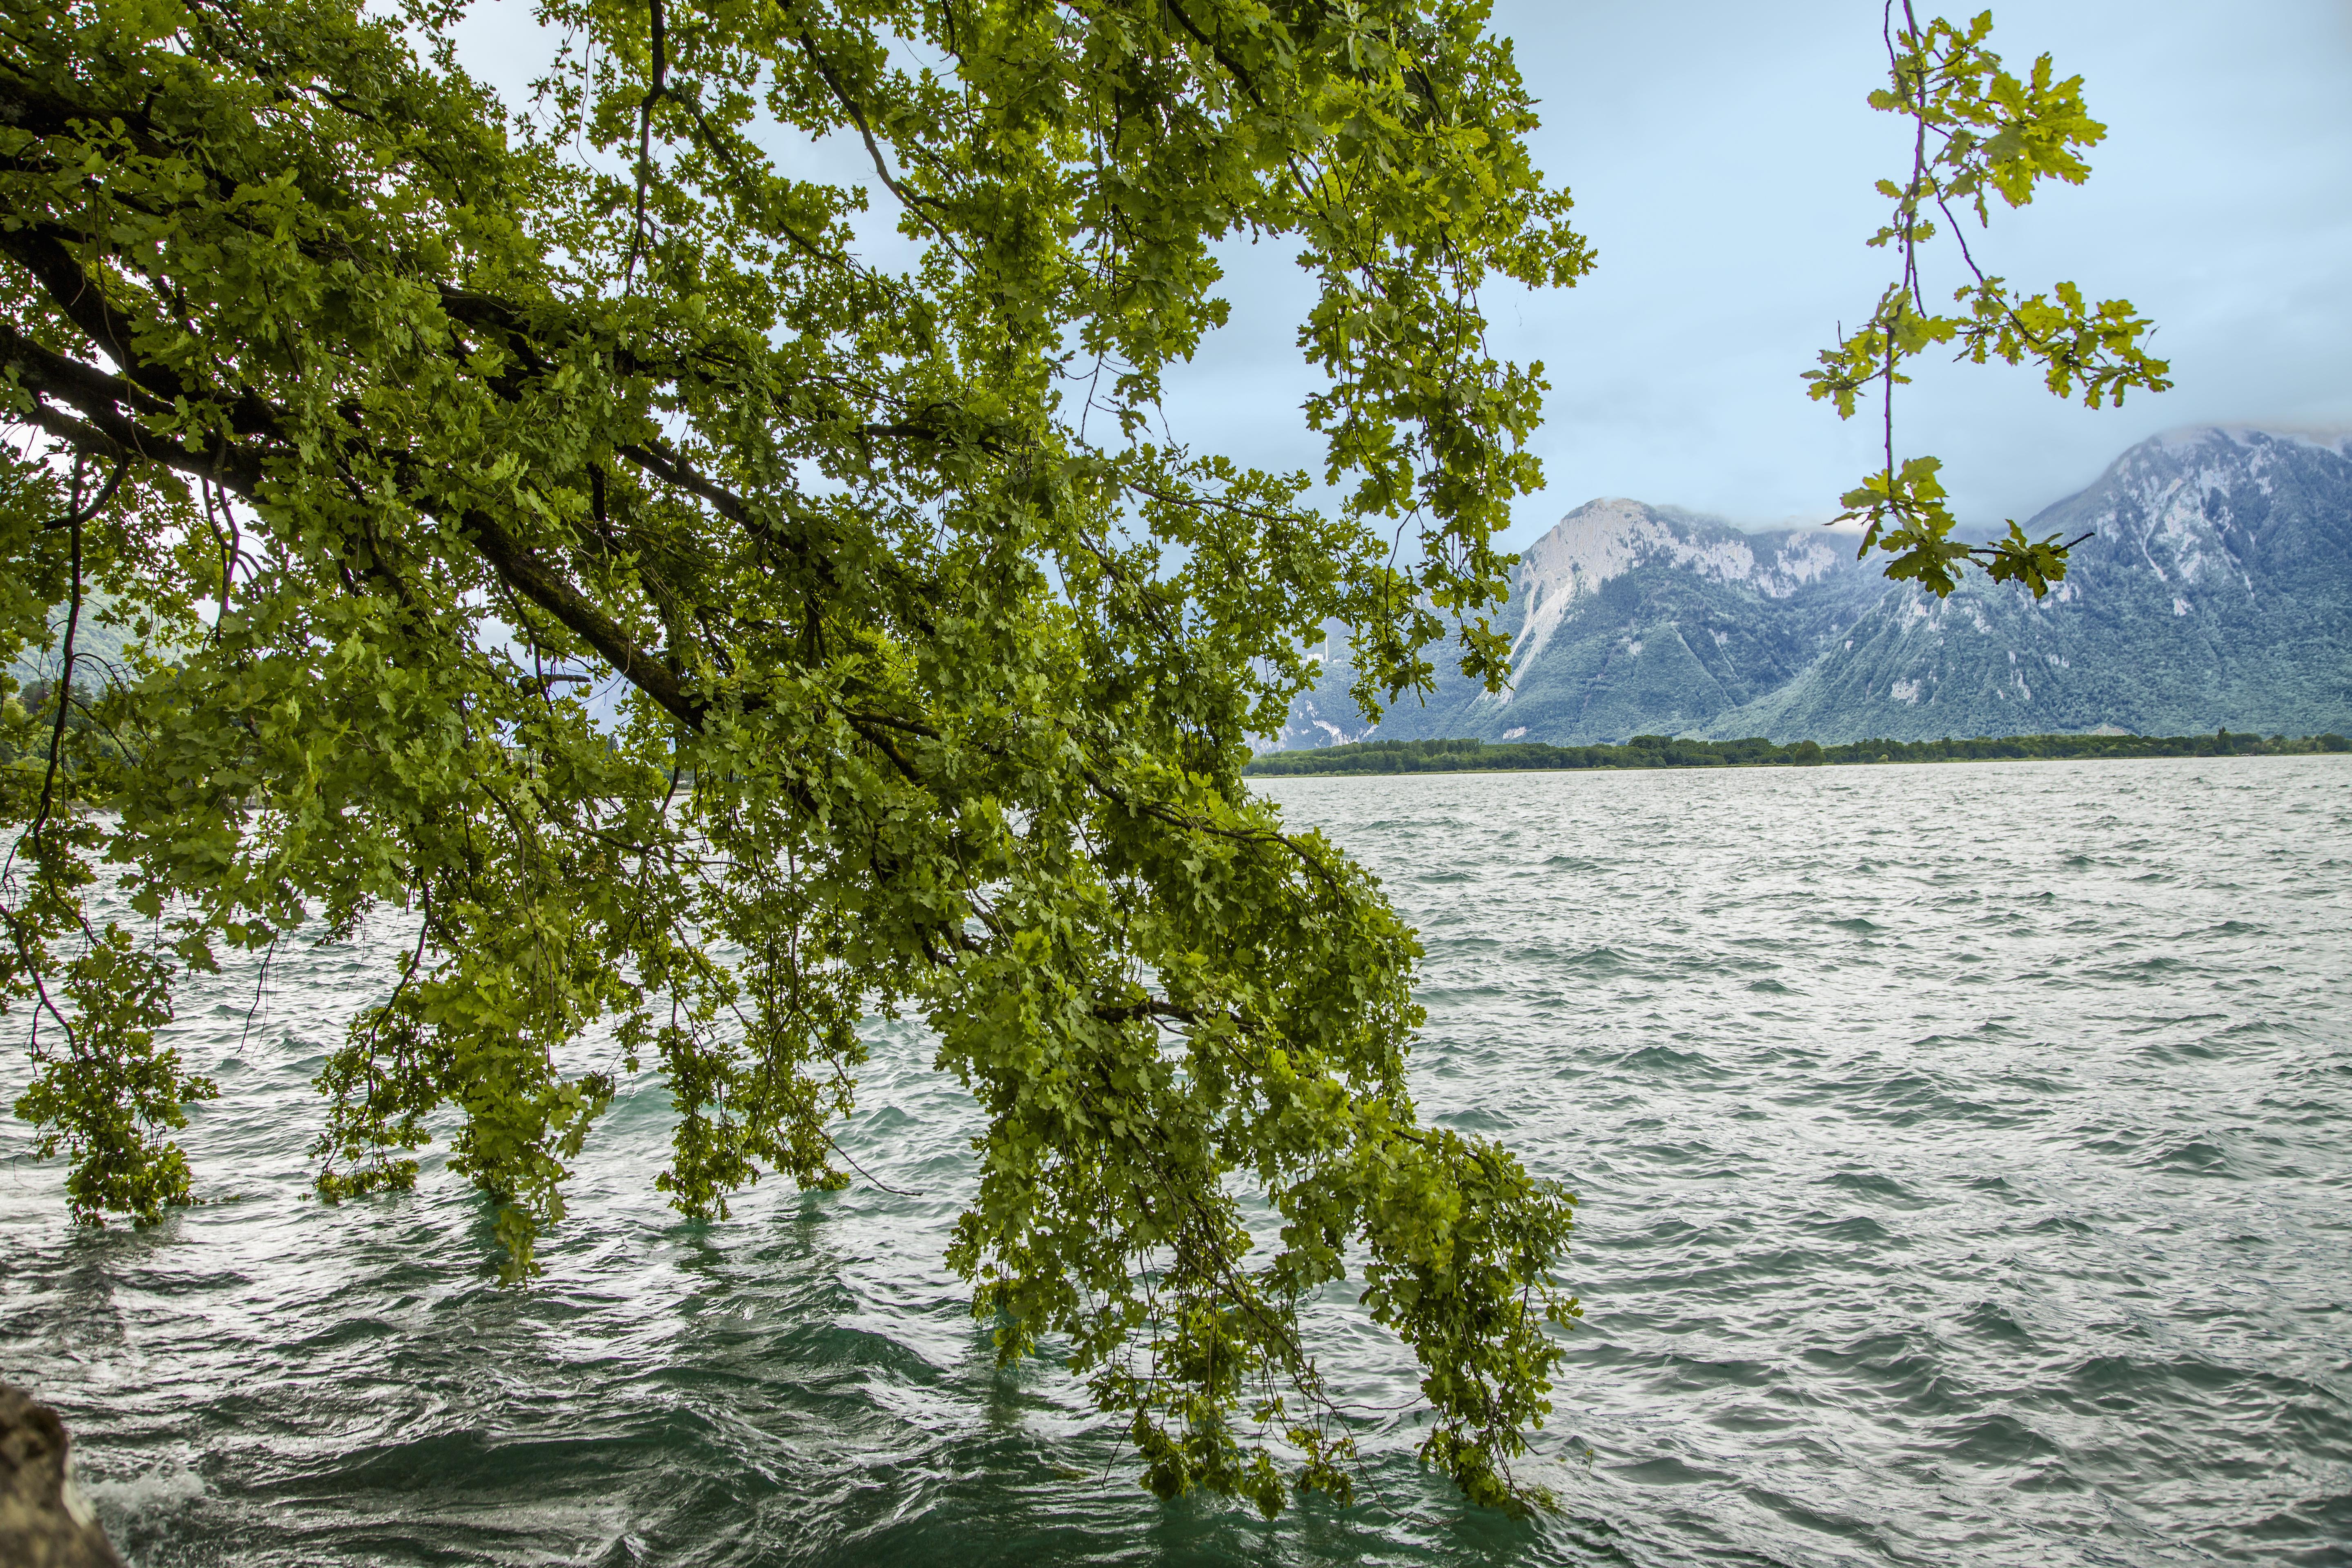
(4, 757), (2348, 1565)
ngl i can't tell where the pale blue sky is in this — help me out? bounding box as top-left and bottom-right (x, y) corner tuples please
(453, 1), (2352, 549)
(1160, 1), (2352, 548)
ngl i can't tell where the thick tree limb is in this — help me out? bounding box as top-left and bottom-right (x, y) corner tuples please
(615, 439), (755, 528)
(0, 227), (285, 441)
(2, 332), (265, 492)
(454, 506), (704, 726)
(2, 324), (706, 726)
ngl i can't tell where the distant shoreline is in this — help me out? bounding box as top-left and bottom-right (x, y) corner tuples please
(1244, 731), (2352, 777)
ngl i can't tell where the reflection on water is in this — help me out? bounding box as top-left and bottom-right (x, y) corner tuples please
(4, 756), (2349, 1565)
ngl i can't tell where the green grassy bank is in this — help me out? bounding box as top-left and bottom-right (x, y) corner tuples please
(1244, 730), (2352, 777)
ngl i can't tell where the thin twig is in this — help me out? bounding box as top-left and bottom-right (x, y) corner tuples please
(29, 455), (127, 861)
(621, 0), (671, 289)
(823, 1129), (925, 1197)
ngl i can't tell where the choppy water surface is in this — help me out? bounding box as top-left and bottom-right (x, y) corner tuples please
(4, 757), (2350, 1566)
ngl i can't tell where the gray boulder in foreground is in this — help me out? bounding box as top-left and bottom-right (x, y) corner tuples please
(0, 1383), (125, 1568)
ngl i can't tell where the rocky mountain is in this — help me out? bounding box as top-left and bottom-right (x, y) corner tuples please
(1270, 500), (1888, 747)
(1268, 426), (2352, 748)
(1695, 427), (2352, 741)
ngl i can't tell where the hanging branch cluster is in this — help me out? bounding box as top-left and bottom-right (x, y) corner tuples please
(0, 0), (1588, 1517)
(1805, 4), (2172, 597)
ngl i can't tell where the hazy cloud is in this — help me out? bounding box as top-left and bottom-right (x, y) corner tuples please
(1160, 0), (2352, 546)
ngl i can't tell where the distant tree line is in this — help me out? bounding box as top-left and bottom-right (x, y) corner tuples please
(1244, 731), (2352, 777)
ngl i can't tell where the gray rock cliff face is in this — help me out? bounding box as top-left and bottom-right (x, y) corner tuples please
(1267, 427), (2352, 748)
(1697, 428), (2352, 742)
(1270, 500), (1884, 747)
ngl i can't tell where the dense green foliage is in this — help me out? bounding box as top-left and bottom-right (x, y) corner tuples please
(1245, 731), (2352, 777)
(0, 0), (2164, 1517)
(0, 682), (130, 766)
(1, 0), (1592, 1515)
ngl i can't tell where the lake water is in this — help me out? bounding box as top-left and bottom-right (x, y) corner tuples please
(3, 757), (2348, 1566)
